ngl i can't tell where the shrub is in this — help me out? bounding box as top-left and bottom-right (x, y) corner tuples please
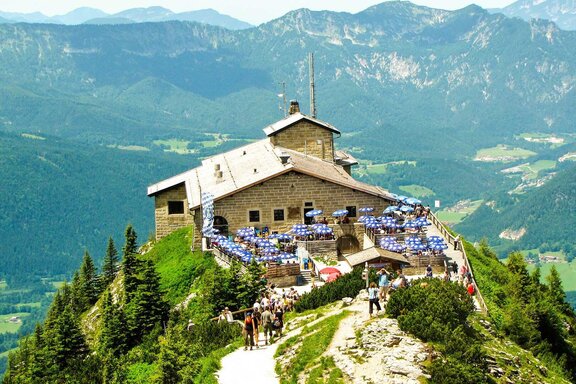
(294, 267), (365, 312)
(386, 278), (474, 343)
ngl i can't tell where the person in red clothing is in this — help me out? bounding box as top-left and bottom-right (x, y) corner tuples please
(467, 282), (475, 295)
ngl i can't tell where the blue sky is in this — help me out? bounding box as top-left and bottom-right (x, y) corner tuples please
(0, 0), (517, 24)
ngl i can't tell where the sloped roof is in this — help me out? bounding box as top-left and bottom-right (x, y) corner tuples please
(147, 139), (396, 210)
(263, 112), (340, 136)
(345, 247), (410, 267)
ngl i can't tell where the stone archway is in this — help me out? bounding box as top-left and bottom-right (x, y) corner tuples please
(214, 216), (229, 236)
(336, 234), (360, 256)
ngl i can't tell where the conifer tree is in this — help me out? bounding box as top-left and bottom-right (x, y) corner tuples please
(98, 291), (127, 357)
(546, 266), (572, 315)
(102, 236), (119, 288)
(126, 260), (168, 344)
(79, 250), (100, 306)
(122, 225), (140, 302)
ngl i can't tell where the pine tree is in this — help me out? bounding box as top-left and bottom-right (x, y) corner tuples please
(102, 236), (119, 288)
(546, 266), (572, 315)
(79, 250), (100, 306)
(122, 225), (140, 302)
(126, 260), (168, 344)
(98, 291), (127, 358)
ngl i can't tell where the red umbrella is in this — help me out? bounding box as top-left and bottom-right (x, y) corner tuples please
(319, 267), (341, 275)
(326, 273), (340, 282)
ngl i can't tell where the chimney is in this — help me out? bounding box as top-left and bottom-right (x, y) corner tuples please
(214, 163), (220, 177)
(288, 100), (300, 115)
(279, 152), (291, 165)
(215, 170), (223, 179)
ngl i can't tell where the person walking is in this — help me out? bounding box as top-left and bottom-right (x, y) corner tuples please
(261, 306), (274, 345)
(368, 282), (381, 317)
(252, 307), (261, 348)
(243, 312), (254, 351)
(377, 268), (390, 302)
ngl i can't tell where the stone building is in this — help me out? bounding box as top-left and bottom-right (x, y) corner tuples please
(147, 101), (396, 253)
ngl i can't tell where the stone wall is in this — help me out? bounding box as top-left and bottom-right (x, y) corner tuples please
(154, 183), (194, 240)
(270, 121), (334, 161)
(200, 172), (390, 247)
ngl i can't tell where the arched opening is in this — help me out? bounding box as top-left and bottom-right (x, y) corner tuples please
(336, 235), (360, 256)
(214, 216), (229, 237)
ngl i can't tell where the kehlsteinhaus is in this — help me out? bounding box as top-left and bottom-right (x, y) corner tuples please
(147, 101), (398, 256)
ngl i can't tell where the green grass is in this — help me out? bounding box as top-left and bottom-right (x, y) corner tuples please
(145, 226), (216, 305)
(0, 281), (6, 290)
(14, 301), (41, 309)
(21, 133), (46, 140)
(475, 145), (537, 162)
(399, 184), (435, 198)
(436, 211), (468, 224)
(365, 163), (388, 174)
(436, 200), (483, 224)
(307, 356), (345, 384)
(51, 281), (65, 289)
(153, 138), (194, 154)
(126, 362), (157, 383)
(0, 312), (31, 333)
(275, 311), (349, 384)
(107, 144), (150, 151)
(510, 160), (557, 180)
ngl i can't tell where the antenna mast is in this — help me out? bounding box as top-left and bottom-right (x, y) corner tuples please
(278, 81), (287, 117)
(309, 52), (316, 118)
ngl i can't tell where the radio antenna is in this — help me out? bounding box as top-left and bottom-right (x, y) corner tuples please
(309, 52), (316, 118)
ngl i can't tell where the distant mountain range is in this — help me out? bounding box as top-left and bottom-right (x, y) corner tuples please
(493, 0), (576, 30)
(0, 0), (575, 276)
(0, 6), (252, 30)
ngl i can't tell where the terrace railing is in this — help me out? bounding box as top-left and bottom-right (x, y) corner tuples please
(428, 211), (489, 315)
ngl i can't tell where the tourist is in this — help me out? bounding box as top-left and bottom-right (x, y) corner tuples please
(187, 319), (195, 332)
(272, 306), (284, 341)
(243, 312), (255, 350)
(452, 262), (458, 275)
(321, 216), (328, 224)
(252, 308), (261, 348)
(454, 235), (460, 250)
(368, 282), (381, 317)
(425, 264), (433, 278)
(223, 307), (234, 323)
(467, 281), (475, 296)
(443, 268), (451, 282)
(261, 306), (274, 345)
(377, 268), (390, 302)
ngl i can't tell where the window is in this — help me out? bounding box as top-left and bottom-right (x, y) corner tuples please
(346, 205), (357, 218)
(248, 210), (260, 223)
(168, 201), (185, 215)
(304, 201), (314, 207)
(273, 209), (285, 221)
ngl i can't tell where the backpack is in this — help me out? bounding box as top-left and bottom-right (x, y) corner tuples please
(273, 318), (281, 328)
(245, 316), (253, 327)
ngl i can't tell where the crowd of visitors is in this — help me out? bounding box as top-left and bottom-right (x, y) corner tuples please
(218, 286), (301, 350)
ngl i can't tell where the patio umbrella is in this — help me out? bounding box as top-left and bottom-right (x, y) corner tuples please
(277, 234), (293, 242)
(405, 197), (422, 205)
(332, 209), (349, 217)
(279, 252), (296, 260)
(358, 215), (374, 223)
(292, 224), (308, 230)
(400, 206), (414, 213)
(326, 273), (340, 283)
(383, 206), (399, 214)
(359, 207), (374, 213)
(427, 235), (443, 242)
(305, 209), (323, 217)
(365, 222), (383, 229)
(428, 243), (448, 251)
(315, 226), (333, 235)
(319, 267), (341, 275)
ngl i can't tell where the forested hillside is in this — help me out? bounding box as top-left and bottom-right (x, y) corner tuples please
(0, 132), (194, 278)
(456, 163), (576, 258)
